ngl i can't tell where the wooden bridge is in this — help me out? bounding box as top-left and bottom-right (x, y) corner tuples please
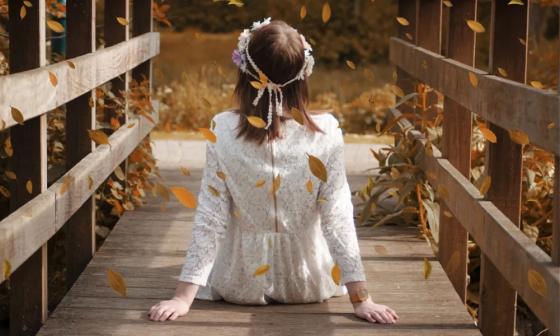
(0, 0), (558, 335)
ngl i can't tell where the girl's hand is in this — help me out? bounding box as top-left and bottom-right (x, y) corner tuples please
(353, 299), (399, 324)
(148, 297), (191, 322)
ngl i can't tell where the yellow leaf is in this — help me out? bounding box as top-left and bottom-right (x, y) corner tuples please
(508, 129), (530, 146)
(322, 2), (331, 23)
(508, 0), (524, 5)
(216, 171), (226, 181)
(346, 60), (356, 70)
(170, 186), (197, 209)
(255, 179), (266, 188)
(20, 5), (26, 19)
(107, 268), (127, 297)
(26, 180), (33, 194)
(468, 72), (478, 88)
(530, 81), (544, 89)
(5, 170), (16, 180)
(479, 175), (492, 196)
(250, 81), (264, 90)
(67, 60), (76, 69)
(497, 67), (508, 78)
(116, 16), (129, 26)
(247, 116), (267, 129)
(114, 166), (125, 181)
(88, 176), (94, 190)
(443, 0), (453, 7)
(3, 259), (11, 280)
(306, 179), (313, 193)
(423, 257), (432, 279)
(290, 107), (305, 125)
(390, 84), (404, 97)
(23, 0), (32, 7)
(331, 264), (341, 285)
(48, 71), (58, 87)
(527, 269), (547, 297)
(180, 167), (191, 176)
(11, 106), (25, 125)
(307, 154), (328, 182)
(208, 185), (220, 197)
(300, 5), (307, 19)
(47, 19), (65, 33)
(228, 0), (244, 7)
(253, 264), (270, 277)
(87, 129), (110, 147)
(466, 20), (485, 33)
(479, 126), (497, 143)
(271, 174), (281, 194)
(396, 16), (409, 26)
(198, 128), (217, 143)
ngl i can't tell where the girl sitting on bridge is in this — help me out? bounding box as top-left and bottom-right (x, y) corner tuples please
(148, 18), (398, 325)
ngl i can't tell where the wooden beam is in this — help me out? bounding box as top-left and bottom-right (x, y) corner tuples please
(438, 0), (477, 303)
(7, 0), (48, 334)
(0, 110), (158, 284)
(0, 33), (160, 129)
(389, 37), (559, 155)
(417, 0), (442, 54)
(64, 0), (97, 289)
(132, 0), (153, 88)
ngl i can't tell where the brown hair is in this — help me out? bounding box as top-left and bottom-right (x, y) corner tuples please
(234, 20), (323, 144)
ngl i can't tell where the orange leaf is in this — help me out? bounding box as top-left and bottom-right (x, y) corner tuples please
(26, 180), (33, 194)
(170, 186), (197, 209)
(48, 71), (58, 87)
(107, 268), (127, 297)
(331, 264), (341, 285)
(253, 264), (270, 277)
(479, 126), (497, 143)
(322, 2), (331, 23)
(47, 19), (65, 33)
(199, 128), (217, 143)
(306, 179), (313, 193)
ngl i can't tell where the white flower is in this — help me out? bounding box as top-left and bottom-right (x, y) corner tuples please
(251, 17), (271, 31)
(304, 56), (315, 78)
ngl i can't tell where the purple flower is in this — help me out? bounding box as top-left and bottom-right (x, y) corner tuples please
(232, 49), (244, 68)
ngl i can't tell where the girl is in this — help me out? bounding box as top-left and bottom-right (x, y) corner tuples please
(148, 19), (398, 325)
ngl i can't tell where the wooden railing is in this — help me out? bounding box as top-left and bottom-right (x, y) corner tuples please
(0, 0), (159, 335)
(391, 1), (559, 335)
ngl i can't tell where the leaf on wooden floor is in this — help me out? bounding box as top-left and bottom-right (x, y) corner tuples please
(331, 264), (341, 285)
(527, 269), (547, 297)
(107, 268), (127, 297)
(306, 179), (313, 193)
(247, 116), (267, 129)
(47, 19), (65, 33)
(396, 16), (409, 26)
(423, 257), (432, 279)
(170, 186), (197, 209)
(26, 180), (33, 194)
(322, 2), (331, 23)
(307, 154), (327, 182)
(466, 20), (485, 33)
(11, 106), (25, 125)
(479, 175), (492, 196)
(253, 264), (270, 277)
(198, 128), (217, 143)
(508, 129), (530, 146)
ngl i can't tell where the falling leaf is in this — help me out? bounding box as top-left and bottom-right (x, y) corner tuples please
(468, 72), (478, 88)
(232, 209), (240, 218)
(306, 179), (313, 193)
(228, 0), (244, 7)
(0, 186), (10, 198)
(48, 71), (58, 87)
(60, 175), (75, 195)
(530, 81), (544, 89)
(318, 197), (328, 203)
(170, 186), (197, 209)
(331, 264), (341, 285)
(437, 185), (449, 200)
(396, 16), (409, 26)
(253, 264), (270, 276)
(247, 116), (267, 129)
(107, 268), (127, 297)
(208, 185), (220, 197)
(216, 171), (227, 181)
(390, 85), (404, 97)
(405, 32), (413, 41)
(47, 19), (65, 33)
(271, 174), (281, 194)
(322, 2), (331, 23)
(5, 170), (16, 180)
(180, 167), (191, 176)
(290, 107), (305, 125)
(67, 60), (76, 69)
(198, 128), (217, 143)
(88, 176), (94, 190)
(346, 60), (356, 70)
(116, 16), (129, 26)
(479, 126), (497, 143)
(423, 258), (432, 279)
(307, 154), (327, 182)
(443, 210), (454, 218)
(519, 38), (526, 46)
(300, 5), (307, 19)
(443, 0), (453, 7)
(508, 0), (524, 5)
(255, 179), (266, 188)
(3, 260), (11, 280)
(466, 20), (485, 33)
(479, 175), (492, 196)
(11, 106), (24, 125)
(527, 269), (547, 297)
(114, 166), (125, 181)
(88, 130), (110, 147)
(20, 5), (26, 19)
(497, 67), (508, 78)
(374, 245), (388, 255)
(23, 0), (32, 7)
(508, 129), (529, 146)
(547, 122), (555, 129)
(26, 180), (33, 194)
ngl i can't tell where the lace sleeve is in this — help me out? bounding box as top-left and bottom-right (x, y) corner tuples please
(317, 126), (366, 285)
(179, 140), (231, 286)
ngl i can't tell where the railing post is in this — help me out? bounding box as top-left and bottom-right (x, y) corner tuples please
(7, 0), (48, 335)
(479, 1), (530, 335)
(132, 0), (153, 90)
(64, 0), (96, 288)
(438, 0), (477, 303)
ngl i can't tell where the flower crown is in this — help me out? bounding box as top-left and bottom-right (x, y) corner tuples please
(232, 17), (315, 130)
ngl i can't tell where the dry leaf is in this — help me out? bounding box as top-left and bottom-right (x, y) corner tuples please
(216, 171), (227, 181)
(3, 259), (11, 280)
(508, 0), (524, 5)
(208, 185), (220, 197)
(306, 179), (313, 193)
(107, 268), (127, 297)
(88, 129), (110, 147)
(423, 258), (432, 279)
(48, 71), (58, 87)
(116, 16), (129, 26)
(253, 264), (270, 277)
(322, 2), (331, 23)
(180, 167), (191, 176)
(26, 180), (33, 194)
(396, 16), (409, 26)
(530, 81), (544, 89)
(5, 170), (16, 180)
(346, 60), (356, 70)
(0, 186), (10, 198)
(468, 72), (478, 88)
(60, 175), (75, 195)
(114, 166), (125, 181)
(443, 0), (453, 7)
(480, 126), (497, 143)
(466, 20), (485, 33)
(290, 107), (304, 125)
(390, 85), (404, 97)
(20, 5), (26, 19)
(317, 197), (328, 203)
(443, 210), (454, 218)
(11, 106), (25, 125)
(527, 269), (547, 297)
(198, 128), (217, 143)
(255, 179), (266, 188)
(300, 5), (307, 19)
(67, 60), (76, 69)
(307, 154), (327, 182)
(497, 67), (508, 78)
(331, 264), (341, 285)
(170, 186), (197, 209)
(247, 116), (267, 129)
(405, 32), (413, 41)
(508, 129), (529, 146)
(23, 0), (32, 7)
(47, 19), (65, 33)
(374, 245), (388, 255)
(547, 122), (555, 129)
(228, 0), (244, 7)
(271, 174), (281, 194)
(88, 176), (94, 190)
(479, 175), (492, 196)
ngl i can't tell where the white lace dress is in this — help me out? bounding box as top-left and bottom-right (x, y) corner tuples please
(179, 110), (366, 305)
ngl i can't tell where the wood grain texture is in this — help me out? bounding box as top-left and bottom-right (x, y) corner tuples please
(389, 37), (560, 155)
(132, 0), (153, 86)
(0, 32), (160, 129)
(37, 170), (479, 336)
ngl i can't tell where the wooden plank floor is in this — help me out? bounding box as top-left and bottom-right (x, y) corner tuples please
(38, 169), (480, 335)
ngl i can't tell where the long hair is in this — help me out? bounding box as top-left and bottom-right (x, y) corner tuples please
(234, 20), (323, 144)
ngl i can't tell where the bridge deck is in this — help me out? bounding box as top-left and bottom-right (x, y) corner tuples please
(38, 148), (479, 335)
